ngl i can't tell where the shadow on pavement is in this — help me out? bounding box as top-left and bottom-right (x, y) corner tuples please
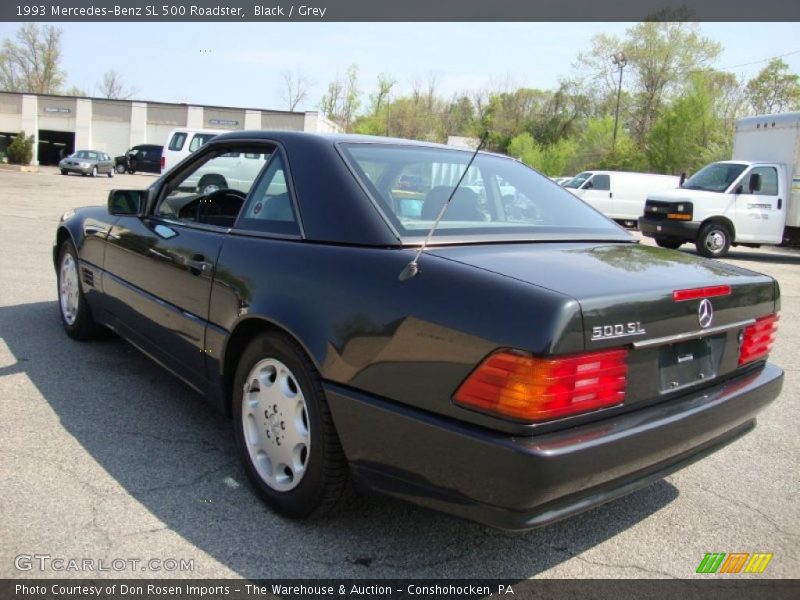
(0, 300), (678, 578)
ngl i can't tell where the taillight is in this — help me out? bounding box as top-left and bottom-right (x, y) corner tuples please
(454, 349), (628, 422)
(160, 156), (165, 171)
(673, 285), (731, 302)
(739, 314), (779, 366)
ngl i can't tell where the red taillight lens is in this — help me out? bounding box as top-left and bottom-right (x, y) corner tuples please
(160, 156), (165, 171)
(454, 349), (628, 422)
(739, 314), (779, 366)
(673, 285), (731, 302)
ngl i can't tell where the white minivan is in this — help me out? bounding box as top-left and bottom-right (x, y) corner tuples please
(564, 170), (680, 226)
(161, 128), (226, 174)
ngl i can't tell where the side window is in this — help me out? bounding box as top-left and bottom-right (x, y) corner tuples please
(750, 167), (779, 196)
(155, 146), (269, 227)
(237, 154), (300, 235)
(189, 134), (216, 152)
(168, 132), (186, 151)
(589, 174), (610, 191)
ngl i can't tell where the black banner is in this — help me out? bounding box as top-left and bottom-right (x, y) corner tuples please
(3, 0), (800, 22)
(3, 579), (800, 600)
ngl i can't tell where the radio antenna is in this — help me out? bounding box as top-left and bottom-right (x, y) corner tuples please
(398, 132), (488, 282)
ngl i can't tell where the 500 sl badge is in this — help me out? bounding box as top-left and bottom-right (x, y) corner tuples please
(592, 322), (647, 340)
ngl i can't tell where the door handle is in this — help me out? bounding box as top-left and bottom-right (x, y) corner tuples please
(183, 254), (209, 274)
(148, 248), (173, 262)
(609, 192), (613, 198)
(778, 198), (782, 210)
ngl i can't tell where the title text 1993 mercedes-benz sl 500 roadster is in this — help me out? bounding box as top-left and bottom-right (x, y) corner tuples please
(54, 131), (782, 529)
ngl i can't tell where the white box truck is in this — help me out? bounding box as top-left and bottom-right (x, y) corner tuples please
(563, 170), (680, 227)
(640, 112), (800, 257)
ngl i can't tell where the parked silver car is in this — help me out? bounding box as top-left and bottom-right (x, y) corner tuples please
(59, 150), (115, 178)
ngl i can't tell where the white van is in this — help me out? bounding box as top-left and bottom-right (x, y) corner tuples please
(161, 128), (226, 173)
(564, 170), (680, 226)
(640, 112), (800, 257)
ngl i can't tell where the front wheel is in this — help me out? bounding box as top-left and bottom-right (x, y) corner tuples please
(655, 238), (683, 250)
(57, 241), (104, 340)
(60, 169), (68, 175)
(91, 166), (98, 177)
(696, 223), (731, 258)
(232, 332), (349, 519)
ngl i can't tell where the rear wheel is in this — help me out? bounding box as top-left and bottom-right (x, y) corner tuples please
(696, 222), (731, 258)
(655, 238), (683, 250)
(115, 163), (126, 174)
(108, 168), (114, 178)
(232, 332), (349, 519)
(57, 241), (104, 340)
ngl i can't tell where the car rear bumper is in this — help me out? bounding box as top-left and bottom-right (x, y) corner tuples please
(639, 216), (701, 240)
(325, 363), (783, 530)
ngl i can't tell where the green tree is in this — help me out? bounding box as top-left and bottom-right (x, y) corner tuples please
(569, 116), (645, 173)
(577, 22), (722, 144)
(6, 131), (34, 164)
(645, 73), (729, 175)
(507, 132), (576, 176)
(320, 64), (361, 131)
(745, 58), (800, 115)
(0, 24), (65, 93)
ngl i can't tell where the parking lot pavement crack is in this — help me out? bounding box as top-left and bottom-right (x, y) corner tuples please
(560, 547), (679, 578)
(135, 459), (239, 495)
(695, 483), (800, 539)
(114, 429), (227, 452)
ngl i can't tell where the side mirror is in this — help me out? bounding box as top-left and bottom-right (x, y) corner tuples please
(108, 189), (145, 216)
(679, 172), (687, 187)
(748, 173), (762, 194)
(734, 184), (743, 195)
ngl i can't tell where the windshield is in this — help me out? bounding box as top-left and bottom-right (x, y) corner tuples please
(72, 151), (99, 160)
(340, 144), (625, 242)
(563, 172), (592, 189)
(681, 163), (747, 193)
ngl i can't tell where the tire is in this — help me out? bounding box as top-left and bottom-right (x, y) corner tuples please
(696, 222), (731, 258)
(57, 240), (104, 340)
(655, 238), (683, 250)
(91, 166), (98, 177)
(115, 163), (126, 174)
(108, 168), (114, 178)
(233, 332), (349, 519)
(60, 169), (68, 175)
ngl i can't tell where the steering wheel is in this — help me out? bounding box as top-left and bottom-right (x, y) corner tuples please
(195, 188), (247, 222)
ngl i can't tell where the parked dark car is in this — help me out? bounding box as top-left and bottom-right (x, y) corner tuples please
(114, 144), (163, 175)
(54, 131), (783, 529)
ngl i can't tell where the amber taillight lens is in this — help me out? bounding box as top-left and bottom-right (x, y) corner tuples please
(454, 349), (628, 422)
(739, 314), (779, 366)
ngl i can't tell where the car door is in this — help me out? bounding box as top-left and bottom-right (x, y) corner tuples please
(102, 142), (271, 391)
(733, 165), (784, 243)
(580, 174), (613, 217)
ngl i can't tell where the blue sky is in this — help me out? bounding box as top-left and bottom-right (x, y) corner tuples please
(1, 22), (799, 111)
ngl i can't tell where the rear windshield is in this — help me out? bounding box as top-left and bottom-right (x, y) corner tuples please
(340, 144), (625, 242)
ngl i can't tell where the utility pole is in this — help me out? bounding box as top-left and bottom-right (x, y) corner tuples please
(612, 51), (627, 152)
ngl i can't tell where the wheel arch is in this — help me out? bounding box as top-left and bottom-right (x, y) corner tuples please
(54, 225), (77, 268)
(700, 216), (736, 241)
(220, 316), (321, 418)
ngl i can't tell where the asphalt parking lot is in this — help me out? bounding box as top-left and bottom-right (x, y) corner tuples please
(0, 166), (798, 580)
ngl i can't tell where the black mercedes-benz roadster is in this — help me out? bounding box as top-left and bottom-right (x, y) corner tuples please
(54, 131), (783, 530)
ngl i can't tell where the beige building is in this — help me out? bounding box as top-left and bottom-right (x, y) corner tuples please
(0, 92), (340, 165)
